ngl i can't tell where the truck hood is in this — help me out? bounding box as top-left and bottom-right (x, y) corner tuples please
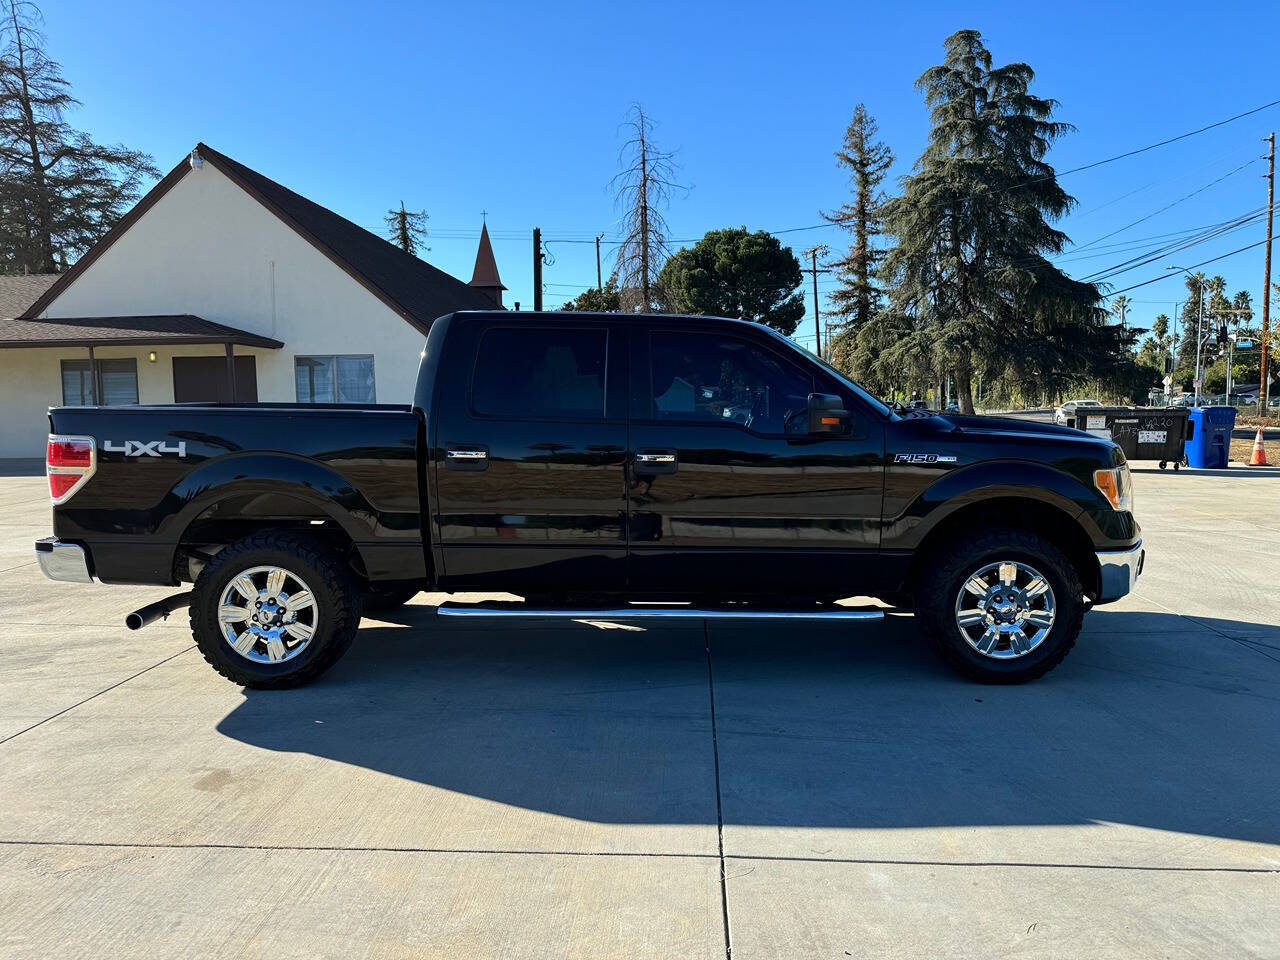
(937, 413), (1094, 441)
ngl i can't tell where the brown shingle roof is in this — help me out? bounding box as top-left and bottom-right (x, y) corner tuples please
(0, 314), (284, 349)
(0, 274), (59, 319)
(23, 143), (503, 333)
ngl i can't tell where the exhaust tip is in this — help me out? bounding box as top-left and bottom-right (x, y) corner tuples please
(125, 612), (145, 630)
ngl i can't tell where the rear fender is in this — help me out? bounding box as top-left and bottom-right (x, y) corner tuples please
(163, 453), (377, 548)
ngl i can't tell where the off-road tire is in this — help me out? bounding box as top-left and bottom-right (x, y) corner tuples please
(914, 526), (1084, 684)
(189, 531), (362, 689)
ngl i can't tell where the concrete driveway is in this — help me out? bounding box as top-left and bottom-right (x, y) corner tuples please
(1, 464), (1278, 958)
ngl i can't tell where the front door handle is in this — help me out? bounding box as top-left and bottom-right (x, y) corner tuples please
(633, 449), (678, 475)
(445, 446), (489, 471)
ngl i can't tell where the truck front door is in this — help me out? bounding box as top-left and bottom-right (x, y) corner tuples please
(627, 325), (885, 597)
(431, 317), (629, 591)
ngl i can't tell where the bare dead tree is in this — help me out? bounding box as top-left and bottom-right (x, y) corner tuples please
(609, 104), (683, 311)
(0, 0), (157, 273)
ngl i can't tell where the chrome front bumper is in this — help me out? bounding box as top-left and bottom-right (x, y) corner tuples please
(1095, 540), (1143, 603)
(35, 537), (93, 583)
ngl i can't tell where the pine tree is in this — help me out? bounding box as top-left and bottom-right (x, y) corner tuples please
(880, 29), (1102, 413)
(384, 202), (428, 256)
(0, 0), (157, 273)
(823, 103), (893, 374)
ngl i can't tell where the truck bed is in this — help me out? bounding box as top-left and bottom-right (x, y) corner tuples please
(47, 402), (426, 586)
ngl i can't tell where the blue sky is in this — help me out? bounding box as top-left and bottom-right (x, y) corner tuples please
(43, 0), (1278, 346)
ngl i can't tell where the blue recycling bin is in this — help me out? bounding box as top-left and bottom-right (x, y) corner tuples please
(1184, 406), (1237, 468)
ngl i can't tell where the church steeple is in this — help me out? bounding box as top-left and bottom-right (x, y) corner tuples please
(468, 222), (506, 307)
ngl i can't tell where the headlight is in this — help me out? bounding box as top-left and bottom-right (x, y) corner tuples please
(1094, 463), (1134, 512)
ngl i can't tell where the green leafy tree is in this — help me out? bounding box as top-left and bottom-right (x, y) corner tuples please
(659, 227), (805, 334)
(0, 0), (158, 273)
(384, 202), (429, 256)
(1174, 273), (1207, 371)
(1137, 313), (1173, 371)
(823, 103), (894, 374)
(561, 278), (621, 312)
(879, 29), (1103, 413)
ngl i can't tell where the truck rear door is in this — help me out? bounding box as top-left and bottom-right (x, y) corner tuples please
(430, 316), (629, 591)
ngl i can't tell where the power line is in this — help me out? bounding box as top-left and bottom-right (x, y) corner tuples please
(1000, 97), (1280, 194)
(1102, 237), (1272, 296)
(1062, 158), (1262, 256)
(1083, 208), (1267, 283)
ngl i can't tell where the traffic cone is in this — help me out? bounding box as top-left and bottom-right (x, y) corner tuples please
(1248, 428), (1269, 466)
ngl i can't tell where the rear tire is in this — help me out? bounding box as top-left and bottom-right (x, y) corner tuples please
(913, 526), (1084, 684)
(189, 531), (362, 689)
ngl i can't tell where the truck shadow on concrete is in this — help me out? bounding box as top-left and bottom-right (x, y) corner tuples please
(216, 606), (1280, 844)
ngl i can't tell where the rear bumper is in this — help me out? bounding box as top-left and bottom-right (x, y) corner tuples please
(35, 537), (93, 583)
(1094, 540), (1143, 603)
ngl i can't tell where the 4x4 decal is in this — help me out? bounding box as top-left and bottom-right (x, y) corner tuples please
(103, 440), (187, 458)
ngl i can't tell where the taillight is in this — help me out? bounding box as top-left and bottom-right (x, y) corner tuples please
(47, 435), (96, 504)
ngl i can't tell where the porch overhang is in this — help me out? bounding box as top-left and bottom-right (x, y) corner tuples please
(0, 314), (284, 350)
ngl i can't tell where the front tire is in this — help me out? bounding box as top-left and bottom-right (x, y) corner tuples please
(190, 532), (362, 689)
(914, 527), (1084, 684)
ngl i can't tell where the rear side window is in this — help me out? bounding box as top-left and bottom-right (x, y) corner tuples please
(473, 327), (607, 419)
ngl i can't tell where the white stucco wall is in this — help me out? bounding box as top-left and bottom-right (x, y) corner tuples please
(0, 343), (274, 458)
(0, 158), (426, 457)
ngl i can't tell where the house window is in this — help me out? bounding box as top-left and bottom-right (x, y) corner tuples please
(60, 358), (139, 406)
(294, 355), (376, 403)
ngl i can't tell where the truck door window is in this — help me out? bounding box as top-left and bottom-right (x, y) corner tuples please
(473, 327), (607, 420)
(649, 331), (813, 434)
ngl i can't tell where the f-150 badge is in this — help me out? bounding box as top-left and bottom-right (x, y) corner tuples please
(894, 453), (957, 464)
(103, 440), (187, 458)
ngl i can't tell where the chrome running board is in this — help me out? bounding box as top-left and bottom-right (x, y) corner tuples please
(436, 603), (884, 621)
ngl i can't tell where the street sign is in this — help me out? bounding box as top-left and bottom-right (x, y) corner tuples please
(1236, 339), (1254, 349)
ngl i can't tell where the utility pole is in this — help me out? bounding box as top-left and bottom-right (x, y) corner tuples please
(1260, 132), (1274, 415)
(595, 235), (603, 292)
(801, 245), (830, 358)
(533, 227), (543, 312)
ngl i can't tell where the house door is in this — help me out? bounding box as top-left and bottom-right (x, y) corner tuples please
(172, 356), (258, 402)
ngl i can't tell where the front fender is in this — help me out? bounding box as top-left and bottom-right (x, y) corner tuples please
(884, 459), (1097, 551)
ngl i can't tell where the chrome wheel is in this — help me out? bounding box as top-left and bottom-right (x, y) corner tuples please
(954, 560), (1056, 660)
(217, 565), (318, 664)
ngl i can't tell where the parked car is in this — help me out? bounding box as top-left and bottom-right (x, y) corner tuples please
(36, 311), (1142, 687)
(1054, 398), (1102, 425)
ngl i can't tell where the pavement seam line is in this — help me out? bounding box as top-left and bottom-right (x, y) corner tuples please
(704, 620), (732, 960)
(0, 645), (197, 746)
(1133, 591), (1280, 667)
(0, 840), (1273, 874)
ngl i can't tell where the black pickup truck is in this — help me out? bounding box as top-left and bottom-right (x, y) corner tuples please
(36, 310), (1142, 687)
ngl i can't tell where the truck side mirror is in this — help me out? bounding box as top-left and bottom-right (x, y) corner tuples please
(807, 393), (850, 435)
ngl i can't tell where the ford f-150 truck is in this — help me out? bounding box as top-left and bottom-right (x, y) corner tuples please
(36, 310), (1142, 687)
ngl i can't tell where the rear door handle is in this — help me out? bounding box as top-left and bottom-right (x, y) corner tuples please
(445, 446), (489, 471)
(633, 448), (677, 475)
